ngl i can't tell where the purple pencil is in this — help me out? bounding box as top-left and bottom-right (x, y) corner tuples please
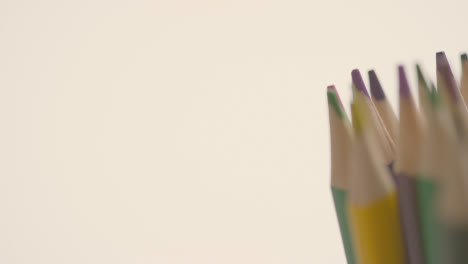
(368, 70), (399, 143)
(436, 52), (467, 109)
(394, 65), (425, 264)
(436, 52), (468, 135)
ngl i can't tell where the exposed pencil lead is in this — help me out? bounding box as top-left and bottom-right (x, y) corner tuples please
(436, 51), (456, 80)
(461, 53), (468, 62)
(352, 69), (370, 98)
(399, 65), (411, 98)
(327, 86), (346, 119)
(368, 70), (386, 100)
(436, 51), (449, 66)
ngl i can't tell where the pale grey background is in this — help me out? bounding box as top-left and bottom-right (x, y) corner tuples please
(0, 0), (467, 263)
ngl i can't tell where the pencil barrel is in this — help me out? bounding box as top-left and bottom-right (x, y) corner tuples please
(416, 178), (440, 264)
(331, 187), (356, 264)
(348, 192), (407, 264)
(394, 174), (425, 264)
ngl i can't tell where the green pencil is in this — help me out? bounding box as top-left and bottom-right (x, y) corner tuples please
(416, 79), (457, 264)
(327, 85), (355, 264)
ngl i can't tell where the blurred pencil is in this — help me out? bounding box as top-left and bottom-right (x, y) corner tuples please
(415, 66), (440, 264)
(437, 124), (468, 264)
(436, 52), (468, 117)
(327, 85), (356, 264)
(394, 66), (425, 264)
(437, 54), (468, 138)
(351, 69), (396, 170)
(369, 70), (399, 142)
(436, 54), (468, 264)
(347, 97), (407, 264)
(417, 89), (455, 264)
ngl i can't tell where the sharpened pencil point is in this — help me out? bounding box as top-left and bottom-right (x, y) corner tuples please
(351, 69), (370, 98)
(436, 51), (455, 79)
(461, 53), (468, 62)
(399, 65), (411, 98)
(436, 51), (448, 66)
(368, 70), (386, 100)
(327, 86), (346, 119)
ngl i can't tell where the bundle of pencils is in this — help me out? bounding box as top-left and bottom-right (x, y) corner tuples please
(328, 52), (468, 264)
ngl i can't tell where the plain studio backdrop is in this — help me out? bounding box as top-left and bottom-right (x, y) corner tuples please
(0, 0), (467, 263)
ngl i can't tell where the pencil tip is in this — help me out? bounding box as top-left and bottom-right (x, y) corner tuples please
(436, 51), (451, 72)
(327, 86), (345, 119)
(399, 65), (411, 98)
(462, 53), (468, 63)
(368, 70), (386, 100)
(436, 51), (446, 60)
(351, 69), (370, 98)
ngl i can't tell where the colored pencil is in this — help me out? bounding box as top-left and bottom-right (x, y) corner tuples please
(417, 87), (456, 264)
(437, 54), (468, 137)
(394, 65), (425, 264)
(436, 122), (468, 264)
(351, 69), (396, 169)
(436, 52), (468, 115)
(414, 65), (435, 264)
(347, 96), (407, 264)
(436, 52), (459, 100)
(416, 64), (432, 118)
(435, 53), (468, 264)
(327, 85), (356, 264)
(368, 70), (399, 142)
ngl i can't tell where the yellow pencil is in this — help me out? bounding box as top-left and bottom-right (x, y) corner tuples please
(347, 96), (407, 264)
(351, 69), (396, 169)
